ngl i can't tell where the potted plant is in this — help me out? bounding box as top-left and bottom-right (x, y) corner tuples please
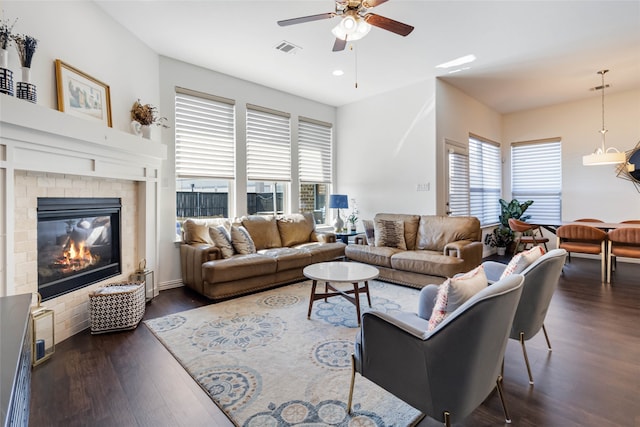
(346, 199), (359, 232)
(484, 226), (514, 256)
(499, 198), (534, 227)
(130, 99), (168, 138)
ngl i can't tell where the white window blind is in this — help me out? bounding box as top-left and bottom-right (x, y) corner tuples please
(448, 151), (470, 216)
(298, 117), (332, 183)
(175, 89), (235, 179)
(469, 136), (502, 226)
(511, 139), (562, 224)
(246, 104), (291, 182)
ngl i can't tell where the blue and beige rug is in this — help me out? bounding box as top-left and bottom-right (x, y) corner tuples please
(145, 280), (426, 426)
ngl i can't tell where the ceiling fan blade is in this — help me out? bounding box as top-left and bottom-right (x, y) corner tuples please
(364, 13), (414, 36)
(362, 0), (389, 8)
(277, 12), (335, 27)
(332, 37), (347, 52)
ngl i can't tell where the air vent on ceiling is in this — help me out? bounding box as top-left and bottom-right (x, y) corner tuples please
(275, 40), (302, 55)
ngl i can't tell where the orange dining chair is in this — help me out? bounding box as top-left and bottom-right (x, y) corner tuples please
(508, 218), (549, 255)
(556, 224), (607, 282)
(607, 226), (640, 283)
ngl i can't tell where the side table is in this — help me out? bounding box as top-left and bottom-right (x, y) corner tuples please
(336, 231), (360, 244)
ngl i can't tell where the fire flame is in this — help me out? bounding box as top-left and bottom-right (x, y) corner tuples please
(61, 239), (98, 270)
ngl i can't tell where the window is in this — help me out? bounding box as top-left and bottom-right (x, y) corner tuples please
(447, 149), (470, 216)
(469, 135), (502, 226)
(298, 117), (333, 224)
(246, 104), (291, 215)
(511, 138), (562, 224)
(175, 88), (235, 220)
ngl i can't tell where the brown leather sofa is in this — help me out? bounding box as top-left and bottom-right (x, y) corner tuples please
(180, 213), (345, 300)
(345, 214), (483, 288)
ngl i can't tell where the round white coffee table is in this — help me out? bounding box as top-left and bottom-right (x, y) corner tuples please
(303, 261), (379, 326)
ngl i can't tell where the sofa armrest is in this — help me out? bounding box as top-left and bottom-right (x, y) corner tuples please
(180, 243), (222, 292)
(443, 240), (473, 257)
(444, 240), (484, 268)
(313, 231), (337, 243)
(354, 235), (366, 245)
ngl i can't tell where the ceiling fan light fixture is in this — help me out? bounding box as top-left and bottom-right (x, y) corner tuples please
(582, 69), (626, 166)
(332, 14), (371, 41)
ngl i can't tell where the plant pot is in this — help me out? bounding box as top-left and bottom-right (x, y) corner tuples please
(497, 247), (506, 256)
(142, 125), (151, 139)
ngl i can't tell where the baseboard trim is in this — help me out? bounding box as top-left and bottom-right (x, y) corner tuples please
(159, 280), (183, 291)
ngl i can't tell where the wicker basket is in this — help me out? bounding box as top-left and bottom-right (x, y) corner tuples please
(89, 281), (145, 334)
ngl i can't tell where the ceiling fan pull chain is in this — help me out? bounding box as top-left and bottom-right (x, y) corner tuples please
(352, 44), (358, 88)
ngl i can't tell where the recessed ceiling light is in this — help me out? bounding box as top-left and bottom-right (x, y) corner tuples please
(436, 54), (476, 69)
(332, 70), (344, 76)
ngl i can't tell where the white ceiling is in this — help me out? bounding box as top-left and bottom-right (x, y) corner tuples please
(96, 0), (640, 113)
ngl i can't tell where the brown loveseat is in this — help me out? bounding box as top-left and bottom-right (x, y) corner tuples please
(345, 213), (482, 288)
(180, 213), (346, 300)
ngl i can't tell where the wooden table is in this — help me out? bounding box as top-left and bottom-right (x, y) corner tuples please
(303, 261), (379, 326)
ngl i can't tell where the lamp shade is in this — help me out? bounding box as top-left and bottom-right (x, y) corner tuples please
(329, 194), (349, 209)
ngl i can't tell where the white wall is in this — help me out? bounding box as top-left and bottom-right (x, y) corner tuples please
(435, 79), (503, 215)
(2, 1), (159, 134)
(157, 56), (337, 288)
(503, 89), (640, 222)
(335, 80), (438, 224)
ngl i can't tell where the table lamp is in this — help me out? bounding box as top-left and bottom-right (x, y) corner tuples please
(329, 194), (349, 232)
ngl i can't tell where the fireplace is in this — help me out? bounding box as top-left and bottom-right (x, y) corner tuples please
(37, 198), (122, 301)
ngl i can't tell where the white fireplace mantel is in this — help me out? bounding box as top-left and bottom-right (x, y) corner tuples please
(0, 94), (167, 298)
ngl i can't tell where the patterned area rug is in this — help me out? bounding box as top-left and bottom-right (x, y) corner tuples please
(145, 280), (426, 426)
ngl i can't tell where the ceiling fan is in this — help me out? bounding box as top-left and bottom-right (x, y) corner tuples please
(277, 0), (414, 52)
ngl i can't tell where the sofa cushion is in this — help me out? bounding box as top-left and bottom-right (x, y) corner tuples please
(277, 213), (315, 247)
(390, 250), (466, 278)
(416, 216), (481, 251)
(499, 245), (545, 280)
(208, 225), (235, 258)
(202, 254), (277, 284)
(259, 247), (312, 271)
(182, 219), (213, 244)
(296, 242), (347, 264)
(362, 219), (375, 246)
(428, 265), (487, 330)
(241, 215), (282, 250)
(345, 244), (404, 268)
(374, 218), (407, 250)
(231, 226), (257, 255)
(374, 214), (420, 250)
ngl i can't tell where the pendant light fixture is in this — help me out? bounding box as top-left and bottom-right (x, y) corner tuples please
(583, 69), (626, 166)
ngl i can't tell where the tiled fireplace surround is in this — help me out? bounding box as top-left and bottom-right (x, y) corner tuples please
(1, 96), (166, 343)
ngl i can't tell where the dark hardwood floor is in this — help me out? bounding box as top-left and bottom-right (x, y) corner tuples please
(29, 257), (640, 427)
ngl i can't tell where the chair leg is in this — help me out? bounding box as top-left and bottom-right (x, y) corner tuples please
(347, 353), (356, 414)
(496, 376), (512, 424)
(519, 331), (534, 385)
(542, 323), (552, 351)
(443, 411), (451, 427)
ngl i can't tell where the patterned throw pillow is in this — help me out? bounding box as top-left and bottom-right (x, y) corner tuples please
(230, 225), (257, 255)
(208, 225), (235, 259)
(499, 246), (545, 280)
(428, 265), (487, 331)
(362, 219), (375, 246)
(374, 219), (407, 250)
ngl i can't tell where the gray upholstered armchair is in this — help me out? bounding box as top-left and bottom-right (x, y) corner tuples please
(483, 248), (567, 384)
(348, 274), (524, 426)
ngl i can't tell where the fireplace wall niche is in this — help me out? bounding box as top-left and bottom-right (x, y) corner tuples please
(37, 198), (122, 301)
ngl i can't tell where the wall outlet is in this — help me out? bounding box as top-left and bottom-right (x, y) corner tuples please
(416, 183), (430, 192)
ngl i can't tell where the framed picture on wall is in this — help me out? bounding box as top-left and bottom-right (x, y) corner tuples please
(55, 59), (112, 127)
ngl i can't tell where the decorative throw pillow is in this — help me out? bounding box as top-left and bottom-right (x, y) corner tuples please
(499, 246), (545, 280)
(362, 219), (375, 246)
(230, 225), (257, 255)
(428, 265), (487, 331)
(208, 225), (235, 259)
(374, 219), (407, 250)
(182, 219), (213, 244)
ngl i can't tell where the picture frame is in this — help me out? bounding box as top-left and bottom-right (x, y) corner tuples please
(55, 59), (112, 127)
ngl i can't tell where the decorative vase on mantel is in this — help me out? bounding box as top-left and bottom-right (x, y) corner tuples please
(0, 48), (14, 96)
(141, 125), (151, 139)
(16, 66), (36, 103)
